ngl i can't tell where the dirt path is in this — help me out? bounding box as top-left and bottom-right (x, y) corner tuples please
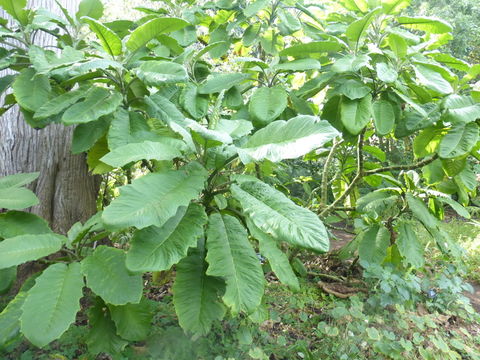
(465, 282), (480, 313)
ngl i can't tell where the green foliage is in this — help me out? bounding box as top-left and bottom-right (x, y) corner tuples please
(0, 0), (479, 355)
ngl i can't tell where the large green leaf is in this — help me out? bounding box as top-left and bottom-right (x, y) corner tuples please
(0, 292), (27, 347)
(413, 65), (453, 95)
(0, 172), (39, 189)
(247, 220), (299, 291)
(358, 225), (390, 265)
(198, 73), (250, 94)
(76, 0), (103, 20)
(109, 298), (154, 341)
(397, 16), (453, 34)
(382, 0), (411, 14)
(0, 187), (39, 210)
(231, 181), (329, 253)
(0, 267), (16, 294)
(206, 213), (264, 315)
(443, 95), (480, 124)
(62, 88), (123, 125)
(82, 246), (143, 305)
(72, 116), (110, 154)
(82, 17), (122, 56)
(0, 234), (65, 269)
(126, 203), (207, 272)
(273, 59), (321, 72)
(21, 263), (83, 347)
(137, 61), (188, 86)
(238, 115), (339, 163)
(346, 8), (381, 46)
(86, 298), (128, 355)
(12, 69), (51, 112)
(0, 0), (28, 25)
(101, 139), (186, 167)
(438, 122), (479, 159)
(188, 120), (233, 148)
(406, 193), (439, 229)
(126, 18), (189, 52)
(0, 211), (51, 239)
(248, 86), (288, 126)
(102, 162), (207, 229)
(340, 94), (373, 135)
(396, 221), (424, 268)
(179, 83), (209, 119)
(244, 0), (270, 16)
(34, 88), (87, 120)
(173, 242), (226, 336)
(376, 62), (398, 83)
(279, 41), (342, 57)
(372, 100), (395, 136)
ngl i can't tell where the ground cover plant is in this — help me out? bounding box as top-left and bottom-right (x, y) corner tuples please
(0, 0), (479, 358)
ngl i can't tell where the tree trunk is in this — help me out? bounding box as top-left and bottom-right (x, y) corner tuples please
(0, 0), (99, 234)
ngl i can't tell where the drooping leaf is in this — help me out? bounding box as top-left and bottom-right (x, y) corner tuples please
(247, 220), (299, 291)
(372, 100), (395, 136)
(397, 16), (453, 34)
(0, 172), (39, 189)
(101, 139), (186, 167)
(21, 263), (84, 347)
(86, 298), (128, 355)
(216, 119), (253, 139)
(81, 246), (143, 305)
(443, 95), (480, 124)
(279, 41), (342, 57)
(231, 181), (329, 253)
(0, 0), (28, 25)
(244, 0), (270, 17)
(0, 292), (27, 347)
(238, 115), (339, 163)
(187, 120), (233, 148)
(82, 17), (123, 56)
(272, 58), (321, 72)
(126, 18), (189, 52)
(109, 298), (154, 341)
(137, 61), (188, 86)
(72, 116), (110, 154)
(198, 73), (250, 94)
(358, 225), (390, 265)
(346, 8), (381, 46)
(34, 88), (88, 120)
(0, 187), (39, 211)
(0, 267), (16, 294)
(438, 122), (479, 159)
(102, 162), (207, 229)
(76, 0), (104, 20)
(396, 220), (424, 268)
(376, 62), (398, 83)
(13, 69), (51, 112)
(413, 65), (453, 95)
(62, 88), (123, 125)
(340, 94), (373, 135)
(406, 193), (439, 229)
(126, 203), (207, 272)
(337, 79), (371, 100)
(0, 234), (65, 269)
(382, 0), (411, 15)
(173, 242), (226, 336)
(0, 211), (51, 238)
(248, 86), (288, 126)
(206, 213), (264, 315)
(179, 83), (209, 119)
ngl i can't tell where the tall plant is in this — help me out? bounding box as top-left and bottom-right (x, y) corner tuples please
(0, 0), (478, 355)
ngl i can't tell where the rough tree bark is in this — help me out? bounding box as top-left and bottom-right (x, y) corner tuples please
(0, 0), (99, 234)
